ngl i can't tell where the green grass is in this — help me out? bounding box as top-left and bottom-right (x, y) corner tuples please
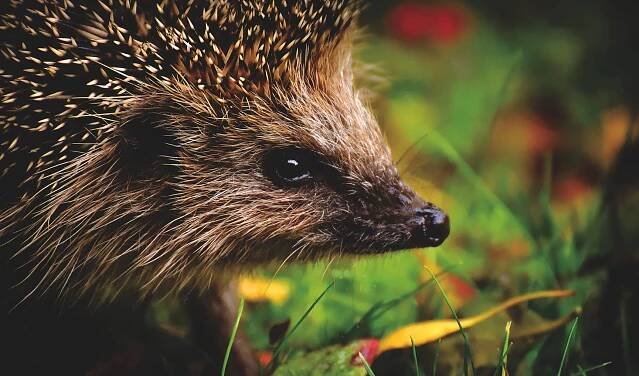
(221, 298), (245, 376)
(410, 337), (420, 376)
(358, 352), (377, 376)
(340, 268), (450, 342)
(234, 5), (634, 374)
(271, 281), (335, 367)
(572, 361), (612, 375)
(557, 316), (579, 376)
(424, 266), (476, 376)
(493, 321), (512, 376)
(432, 339), (441, 376)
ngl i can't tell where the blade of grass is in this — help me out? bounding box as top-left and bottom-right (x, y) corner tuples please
(358, 352), (377, 376)
(620, 296), (633, 375)
(424, 266), (475, 376)
(575, 365), (587, 376)
(404, 50), (521, 177)
(425, 128), (535, 248)
(557, 316), (579, 376)
(221, 297), (245, 376)
(342, 268), (453, 342)
(433, 338), (441, 376)
(493, 321), (512, 376)
(271, 281), (335, 364)
(570, 361), (612, 375)
(415, 53), (530, 247)
(410, 337), (421, 376)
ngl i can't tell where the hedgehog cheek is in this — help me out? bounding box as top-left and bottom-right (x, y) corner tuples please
(116, 117), (179, 178)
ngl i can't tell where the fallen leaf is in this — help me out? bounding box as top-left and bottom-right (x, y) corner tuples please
(269, 319), (291, 345)
(272, 341), (367, 376)
(378, 289), (574, 352)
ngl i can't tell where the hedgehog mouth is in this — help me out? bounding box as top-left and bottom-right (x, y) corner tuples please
(335, 203), (450, 254)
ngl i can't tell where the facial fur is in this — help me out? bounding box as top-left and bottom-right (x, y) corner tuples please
(0, 0), (449, 301)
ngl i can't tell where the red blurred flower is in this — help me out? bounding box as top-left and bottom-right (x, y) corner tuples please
(387, 2), (470, 44)
(256, 350), (273, 367)
(553, 176), (594, 204)
(351, 339), (380, 366)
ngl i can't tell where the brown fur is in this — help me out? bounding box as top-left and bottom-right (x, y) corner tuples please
(1, 0), (446, 305)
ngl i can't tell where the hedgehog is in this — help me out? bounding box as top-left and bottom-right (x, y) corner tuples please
(1, 0), (449, 374)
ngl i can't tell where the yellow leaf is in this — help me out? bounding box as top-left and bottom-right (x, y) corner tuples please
(378, 289), (574, 352)
(238, 276), (291, 304)
(601, 106), (633, 168)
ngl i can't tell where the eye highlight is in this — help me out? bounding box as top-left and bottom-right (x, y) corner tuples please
(263, 148), (315, 187)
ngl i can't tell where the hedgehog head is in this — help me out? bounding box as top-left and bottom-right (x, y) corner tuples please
(0, 0), (448, 298)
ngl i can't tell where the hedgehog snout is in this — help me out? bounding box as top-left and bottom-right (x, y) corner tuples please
(385, 183), (450, 248)
(405, 203), (450, 248)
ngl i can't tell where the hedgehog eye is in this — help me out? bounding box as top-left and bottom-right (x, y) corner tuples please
(263, 148), (314, 187)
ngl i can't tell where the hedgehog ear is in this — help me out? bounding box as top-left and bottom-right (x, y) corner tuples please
(116, 116), (178, 178)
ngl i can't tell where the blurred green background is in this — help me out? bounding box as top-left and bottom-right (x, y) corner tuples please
(224, 1), (639, 374)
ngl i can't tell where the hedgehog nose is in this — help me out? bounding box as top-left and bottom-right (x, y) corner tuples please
(408, 204), (450, 247)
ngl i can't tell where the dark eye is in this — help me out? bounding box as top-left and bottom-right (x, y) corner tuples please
(263, 148), (315, 187)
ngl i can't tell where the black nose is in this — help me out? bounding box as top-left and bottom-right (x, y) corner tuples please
(408, 204), (450, 247)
